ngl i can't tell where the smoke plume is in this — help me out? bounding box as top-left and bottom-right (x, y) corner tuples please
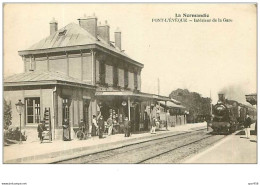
(218, 84), (254, 105)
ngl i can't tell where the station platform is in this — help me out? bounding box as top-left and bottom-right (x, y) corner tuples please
(184, 123), (257, 164)
(4, 122), (207, 163)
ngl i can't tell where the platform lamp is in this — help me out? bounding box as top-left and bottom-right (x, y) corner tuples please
(15, 99), (24, 144)
(184, 111), (189, 125)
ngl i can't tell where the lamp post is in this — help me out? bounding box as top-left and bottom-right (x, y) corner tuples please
(15, 99), (24, 144)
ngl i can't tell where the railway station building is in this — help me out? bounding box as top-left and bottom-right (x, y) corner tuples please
(4, 14), (187, 142)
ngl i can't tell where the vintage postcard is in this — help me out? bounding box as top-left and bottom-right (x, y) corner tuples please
(2, 3), (257, 167)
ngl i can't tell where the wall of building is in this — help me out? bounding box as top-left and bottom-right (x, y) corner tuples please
(49, 57), (67, 74)
(4, 88), (54, 142)
(69, 56), (81, 80)
(24, 53), (93, 84)
(137, 73), (141, 91)
(118, 68), (124, 87)
(82, 54), (92, 83)
(96, 59), (100, 84)
(105, 64), (113, 85)
(4, 88), (54, 127)
(35, 58), (48, 71)
(54, 87), (95, 140)
(128, 71), (134, 90)
(24, 60), (30, 72)
(2, 86), (89, 141)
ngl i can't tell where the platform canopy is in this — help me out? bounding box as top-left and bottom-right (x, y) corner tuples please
(158, 101), (185, 109)
(170, 98), (181, 105)
(4, 70), (95, 89)
(95, 91), (172, 101)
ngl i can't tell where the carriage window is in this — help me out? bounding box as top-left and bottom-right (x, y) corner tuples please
(25, 97), (41, 124)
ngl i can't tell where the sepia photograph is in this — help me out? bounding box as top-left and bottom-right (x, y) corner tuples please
(2, 2), (257, 167)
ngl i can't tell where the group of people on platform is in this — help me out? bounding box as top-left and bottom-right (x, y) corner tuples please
(36, 108), (174, 143)
(86, 112), (131, 139)
(37, 113), (132, 143)
(150, 109), (170, 134)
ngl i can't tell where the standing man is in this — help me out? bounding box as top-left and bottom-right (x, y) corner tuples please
(112, 115), (118, 134)
(98, 115), (105, 139)
(92, 115), (99, 136)
(124, 117), (130, 137)
(244, 114), (252, 139)
(107, 114), (113, 136)
(37, 120), (46, 143)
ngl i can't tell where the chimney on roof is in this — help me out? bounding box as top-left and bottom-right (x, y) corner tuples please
(49, 18), (58, 35)
(78, 13), (97, 38)
(114, 27), (121, 50)
(97, 20), (110, 44)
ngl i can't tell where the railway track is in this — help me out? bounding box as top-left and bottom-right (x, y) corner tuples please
(56, 128), (227, 164)
(136, 134), (215, 164)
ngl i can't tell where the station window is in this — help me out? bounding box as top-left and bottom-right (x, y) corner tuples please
(113, 66), (118, 87)
(25, 97), (41, 124)
(124, 69), (128, 88)
(99, 61), (106, 85)
(26, 57), (35, 72)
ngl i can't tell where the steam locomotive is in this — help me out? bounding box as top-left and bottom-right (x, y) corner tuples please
(210, 94), (256, 134)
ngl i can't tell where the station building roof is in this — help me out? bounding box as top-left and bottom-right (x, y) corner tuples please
(4, 70), (95, 89)
(18, 23), (143, 68)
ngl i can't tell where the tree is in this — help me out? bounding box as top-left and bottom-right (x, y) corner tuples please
(169, 89), (211, 123)
(4, 99), (12, 129)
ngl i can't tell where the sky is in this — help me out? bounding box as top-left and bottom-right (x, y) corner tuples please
(3, 3), (257, 105)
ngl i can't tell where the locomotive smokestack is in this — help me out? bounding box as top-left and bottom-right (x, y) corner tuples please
(218, 94), (225, 102)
